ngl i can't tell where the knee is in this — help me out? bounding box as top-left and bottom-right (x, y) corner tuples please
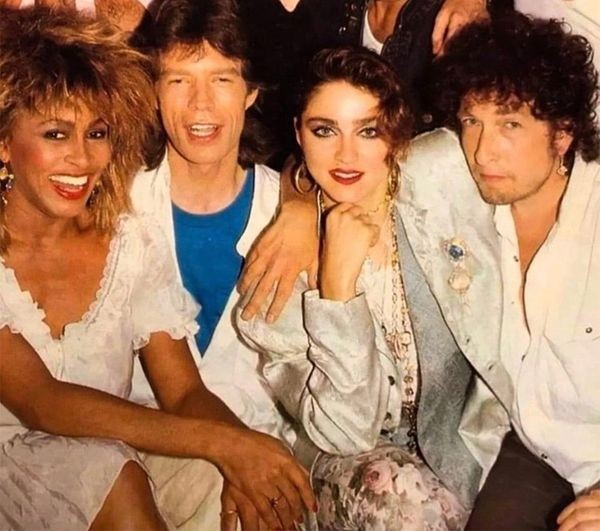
(92, 461), (166, 531)
(114, 461), (154, 499)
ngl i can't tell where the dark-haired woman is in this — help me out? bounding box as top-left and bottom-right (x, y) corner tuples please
(237, 0), (493, 167)
(238, 47), (479, 530)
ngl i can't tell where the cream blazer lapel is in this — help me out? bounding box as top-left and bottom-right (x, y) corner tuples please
(397, 129), (512, 408)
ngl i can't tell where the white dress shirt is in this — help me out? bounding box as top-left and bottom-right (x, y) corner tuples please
(495, 155), (600, 493)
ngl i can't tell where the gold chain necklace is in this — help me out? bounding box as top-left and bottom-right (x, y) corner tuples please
(385, 205), (419, 454)
(316, 187), (419, 453)
(317, 189), (390, 217)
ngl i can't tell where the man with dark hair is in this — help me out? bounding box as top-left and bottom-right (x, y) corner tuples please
(397, 12), (600, 529)
(128, 0), (311, 529)
(240, 9), (600, 530)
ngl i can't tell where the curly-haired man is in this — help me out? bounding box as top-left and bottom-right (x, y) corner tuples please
(236, 9), (600, 530)
(413, 12), (600, 529)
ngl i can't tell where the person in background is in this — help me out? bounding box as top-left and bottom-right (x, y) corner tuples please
(239, 0), (501, 167)
(0, 0), (149, 31)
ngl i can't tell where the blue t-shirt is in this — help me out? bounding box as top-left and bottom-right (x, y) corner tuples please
(173, 169), (254, 356)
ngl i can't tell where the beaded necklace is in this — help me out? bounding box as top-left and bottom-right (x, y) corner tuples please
(318, 191), (419, 453)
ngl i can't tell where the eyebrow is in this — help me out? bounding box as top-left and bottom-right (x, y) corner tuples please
(459, 102), (525, 116)
(160, 67), (241, 77)
(38, 118), (106, 128)
(211, 67), (242, 77)
(305, 115), (378, 126)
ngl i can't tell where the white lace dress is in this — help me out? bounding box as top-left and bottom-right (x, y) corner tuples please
(0, 214), (199, 531)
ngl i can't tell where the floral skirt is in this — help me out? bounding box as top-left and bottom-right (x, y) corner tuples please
(311, 443), (468, 531)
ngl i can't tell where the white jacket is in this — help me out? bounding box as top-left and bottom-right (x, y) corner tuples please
(129, 158), (295, 444)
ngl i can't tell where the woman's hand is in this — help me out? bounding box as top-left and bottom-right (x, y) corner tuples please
(557, 489), (600, 531)
(432, 0), (487, 55)
(220, 481), (270, 531)
(319, 203), (380, 302)
(215, 427), (315, 531)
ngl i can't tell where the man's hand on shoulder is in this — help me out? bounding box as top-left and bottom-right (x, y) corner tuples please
(239, 158), (319, 323)
(558, 489), (600, 531)
(238, 199), (318, 323)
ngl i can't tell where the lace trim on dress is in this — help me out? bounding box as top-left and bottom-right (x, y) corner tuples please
(0, 217), (125, 347)
(74, 218), (124, 331)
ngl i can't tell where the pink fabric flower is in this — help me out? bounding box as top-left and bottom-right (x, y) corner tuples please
(362, 460), (395, 495)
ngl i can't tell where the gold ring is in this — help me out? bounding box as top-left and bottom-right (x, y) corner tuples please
(220, 509), (238, 516)
(269, 494), (283, 508)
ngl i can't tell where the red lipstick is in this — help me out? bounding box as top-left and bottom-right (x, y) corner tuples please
(329, 168), (364, 186)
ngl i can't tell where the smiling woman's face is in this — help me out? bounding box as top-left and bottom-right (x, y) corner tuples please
(296, 80), (390, 210)
(0, 104), (111, 221)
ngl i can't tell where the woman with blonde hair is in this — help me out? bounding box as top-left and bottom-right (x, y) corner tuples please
(0, 8), (313, 530)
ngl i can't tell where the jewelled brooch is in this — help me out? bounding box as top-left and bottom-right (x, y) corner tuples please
(442, 237), (472, 296)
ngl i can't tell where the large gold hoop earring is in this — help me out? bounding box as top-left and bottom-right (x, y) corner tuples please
(292, 160), (316, 194)
(387, 162), (400, 199)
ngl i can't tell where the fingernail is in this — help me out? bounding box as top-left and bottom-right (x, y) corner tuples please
(266, 313), (274, 323)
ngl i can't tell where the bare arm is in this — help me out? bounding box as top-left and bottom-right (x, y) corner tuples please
(0, 327), (314, 529)
(140, 331), (244, 426)
(143, 334), (305, 528)
(238, 156), (319, 322)
(0, 328), (233, 457)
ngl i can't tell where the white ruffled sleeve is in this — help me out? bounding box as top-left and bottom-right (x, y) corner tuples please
(128, 217), (200, 350)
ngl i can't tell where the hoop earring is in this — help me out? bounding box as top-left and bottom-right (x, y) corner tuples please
(557, 155), (568, 177)
(0, 166), (14, 207)
(387, 162), (400, 199)
(292, 160), (316, 194)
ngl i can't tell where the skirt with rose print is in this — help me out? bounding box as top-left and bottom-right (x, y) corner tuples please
(311, 443), (468, 530)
